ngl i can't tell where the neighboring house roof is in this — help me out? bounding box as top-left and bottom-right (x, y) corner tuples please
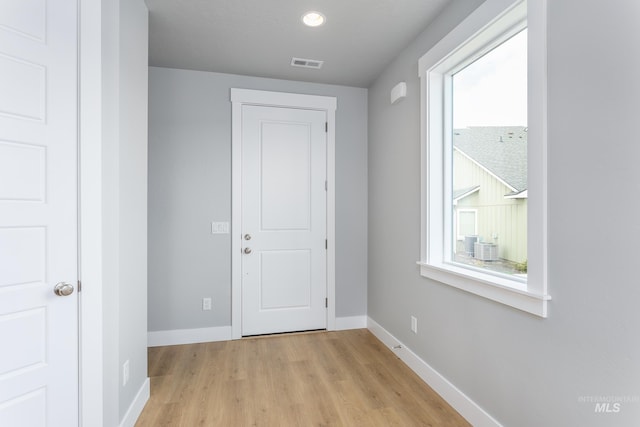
(505, 189), (528, 199)
(453, 185), (480, 204)
(453, 126), (527, 192)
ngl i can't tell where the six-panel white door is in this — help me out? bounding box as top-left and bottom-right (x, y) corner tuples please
(0, 1), (79, 426)
(241, 105), (327, 336)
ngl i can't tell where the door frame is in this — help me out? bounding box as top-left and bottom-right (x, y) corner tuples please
(230, 89), (337, 339)
(79, 0), (105, 425)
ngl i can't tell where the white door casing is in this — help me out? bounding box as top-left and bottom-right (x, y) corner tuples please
(0, 1), (79, 426)
(231, 89), (337, 339)
(241, 105), (327, 335)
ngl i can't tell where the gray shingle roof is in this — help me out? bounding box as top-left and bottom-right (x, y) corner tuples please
(453, 126), (527, 192)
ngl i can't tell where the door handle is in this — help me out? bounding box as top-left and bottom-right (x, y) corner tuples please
(54, 282), (75, 296)
(243, 247), (252, 254)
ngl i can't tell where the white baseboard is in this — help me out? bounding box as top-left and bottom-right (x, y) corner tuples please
(148, 326), (232, 347)
(335, 315), (368, 330)
(367, 317), (501, 427)
(119, 377), (150, 427)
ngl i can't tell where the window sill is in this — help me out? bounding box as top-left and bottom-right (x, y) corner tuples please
(417, 261), (550, 317)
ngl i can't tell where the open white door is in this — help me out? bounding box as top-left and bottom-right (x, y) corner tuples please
(0, 1), (79, 426)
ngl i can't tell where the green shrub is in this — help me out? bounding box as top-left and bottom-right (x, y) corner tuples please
(515, 259), (527, 273)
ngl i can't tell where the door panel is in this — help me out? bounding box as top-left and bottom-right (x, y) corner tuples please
(0, 0), (46, 42)
(0, 0), (79, 425)
(0, 307), (46, 376)
(260, 250), (311, 309)
(260, 122), (311, 230)
(0, 227), (45, 286)
(0, 142), (46, 201)
(0, 54), (45, 121)
(241, 105), (326, 336)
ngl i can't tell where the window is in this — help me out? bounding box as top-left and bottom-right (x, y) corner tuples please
(451, 29), (528, 273)
(418, 0), (549, 316)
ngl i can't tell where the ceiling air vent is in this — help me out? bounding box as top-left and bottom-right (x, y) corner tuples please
(291, 57), (324, 69)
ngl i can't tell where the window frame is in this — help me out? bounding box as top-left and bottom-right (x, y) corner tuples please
(418, 0), (550, 317)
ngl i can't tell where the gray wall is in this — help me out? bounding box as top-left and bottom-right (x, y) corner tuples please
(368, 0), (640, 426)
(102, 0), (148, 424)
(148, 67), (368, 332)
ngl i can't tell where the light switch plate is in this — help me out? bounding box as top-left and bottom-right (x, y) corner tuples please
(211, 222), (229, 234)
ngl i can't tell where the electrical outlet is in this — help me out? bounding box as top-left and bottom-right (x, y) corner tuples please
(202, 297), (212, 310)
(123, 360), (130, 386)
(411, 316), (418, 334)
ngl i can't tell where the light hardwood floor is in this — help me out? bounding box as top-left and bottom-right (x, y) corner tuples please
(136, 329), (470, 426)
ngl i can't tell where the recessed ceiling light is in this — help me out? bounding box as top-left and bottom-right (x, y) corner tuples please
(302, 11), (325, 27)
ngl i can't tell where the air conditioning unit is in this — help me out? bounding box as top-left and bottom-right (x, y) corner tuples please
(464, 235), (478, 256)
(474, 242), (498, 261)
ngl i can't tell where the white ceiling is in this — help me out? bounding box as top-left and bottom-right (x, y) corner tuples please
(145, 0), (452, 88)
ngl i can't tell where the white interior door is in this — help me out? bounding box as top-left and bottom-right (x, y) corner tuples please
(241, 105), (327, 336)
(0, 1), (79, 426)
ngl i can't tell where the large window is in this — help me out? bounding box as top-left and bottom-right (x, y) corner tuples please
(451, 28), (528, 275)
(418, 0), (549, 316)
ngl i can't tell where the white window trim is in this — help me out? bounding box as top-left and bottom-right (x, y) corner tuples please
(418, 0), (550, 317)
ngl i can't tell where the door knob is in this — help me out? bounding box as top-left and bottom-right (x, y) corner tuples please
(244, 234), (251, 241)
(243, 247), (252, 254)
(54, 282), (74, 297)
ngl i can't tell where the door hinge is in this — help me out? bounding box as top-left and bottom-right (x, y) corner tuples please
(78, 280), (82, 292)
(325, 239), (328, 249)
(325, 180), (327, 191)
(325, 122), (328, 132)
(325, 297), (328, 308)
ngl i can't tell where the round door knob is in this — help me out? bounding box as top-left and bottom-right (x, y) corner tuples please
(244, 234), (252, 241)
(54, 282), (75, 297)
(243, 247), (252, 254)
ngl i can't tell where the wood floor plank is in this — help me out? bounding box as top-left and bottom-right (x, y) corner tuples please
(136, 329), (470, 427)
